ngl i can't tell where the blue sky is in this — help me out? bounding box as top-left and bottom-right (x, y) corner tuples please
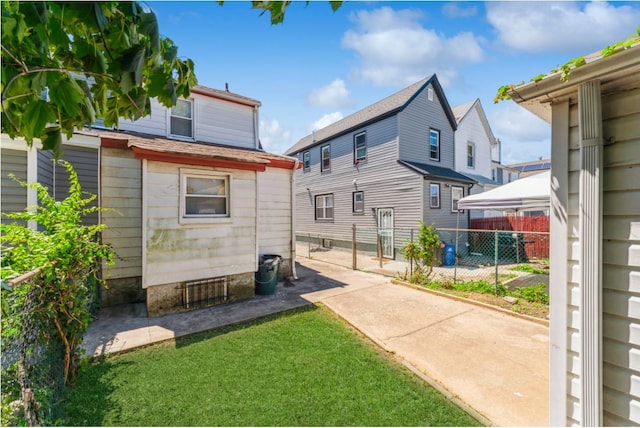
(147, 1), (640, 164)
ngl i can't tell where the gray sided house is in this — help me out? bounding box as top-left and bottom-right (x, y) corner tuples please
(285, 75), (475, 259)
(508, 44), (639, 425)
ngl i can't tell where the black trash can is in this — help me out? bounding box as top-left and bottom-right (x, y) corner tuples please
(255, 254), (281, 295)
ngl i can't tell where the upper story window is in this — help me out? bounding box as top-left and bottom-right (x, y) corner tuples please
(354, 132), (367, 164)
(451, 186), (464, 213)
(467, 142), (475, 168)
(315, 194), (334, 221)
(180, 169), (230, 222)
(429, 183), (440, 208)
(321, 145), (331, 172)
(170, 99), (193, 139)
(302, 151), (310, 171)
(429, 129), (440, 161)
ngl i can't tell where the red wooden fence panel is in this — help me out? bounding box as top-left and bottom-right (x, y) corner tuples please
(470, 215), (550, 259)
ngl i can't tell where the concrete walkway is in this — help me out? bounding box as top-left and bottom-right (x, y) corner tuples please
(83, 257), (549, 427)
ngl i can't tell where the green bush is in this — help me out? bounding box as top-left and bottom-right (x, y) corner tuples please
(510, 283), (549, 304)
(401, 222), (442, 280)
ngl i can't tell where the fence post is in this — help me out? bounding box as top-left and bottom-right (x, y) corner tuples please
(377, 234), (383, 268)
(308, 233), (311, 258)
(410, 228), (414, 277)
(352, 224), (357, 271)
(494, 230), (499, 295)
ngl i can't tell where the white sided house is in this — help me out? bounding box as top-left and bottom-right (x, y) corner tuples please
(508, 44), (639, 425)
(1, 85), (299, 317)
(451, 99), (504, 219)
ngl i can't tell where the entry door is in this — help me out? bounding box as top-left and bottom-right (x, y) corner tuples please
(377, 208), (394, 259)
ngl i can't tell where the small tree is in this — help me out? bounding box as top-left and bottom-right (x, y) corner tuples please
(401, 222), (442, 283)
(1, 161), (115, 385)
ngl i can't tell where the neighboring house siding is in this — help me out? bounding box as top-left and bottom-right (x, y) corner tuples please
(100, 148), (142, 280)
(143, 161), (257, 287)
(398, 83), (455, 168)
(117, 96), (257, 149)
(455, 107), (492, 179)
(258, 167), (292, 265)
(564, 86), (640, 426)
(1, 148), (27, 216)
(600, 87), (640, 426)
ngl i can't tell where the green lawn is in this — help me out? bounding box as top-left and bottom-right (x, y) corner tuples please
(63, 306), (481, 426)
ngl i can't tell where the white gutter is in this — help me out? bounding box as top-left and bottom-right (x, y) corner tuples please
(290, 160), (300, 279)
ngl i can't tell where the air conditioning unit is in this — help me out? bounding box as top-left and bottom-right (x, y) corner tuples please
(323, 239), (332, 248)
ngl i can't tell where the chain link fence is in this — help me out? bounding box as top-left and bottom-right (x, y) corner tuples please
(295, 223), (550, 294)
(1, 268), (100, 426)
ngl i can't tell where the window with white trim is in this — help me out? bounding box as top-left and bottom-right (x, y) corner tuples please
(354, 132), (366, 164)
(353, 191), (364, 213)
(467, 142), (475, 168)
(429, 129), (440, 161)
(170, 99), (193, 138)
(429, 183), (440, 208)
(303, 151), (310, 171)
(451, 186), (464, 213)
(321, 145), (331, 172)
(315, 194), (333, 220)
(181, 170), (229, 219)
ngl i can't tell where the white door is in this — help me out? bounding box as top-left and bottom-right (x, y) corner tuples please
(377, 208), (394, 259)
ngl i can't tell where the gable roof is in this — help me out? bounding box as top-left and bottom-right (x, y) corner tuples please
(452, 98), (497, 146)
(398, 160), (476, 184)
(284, 74), (456, 156)
(191, 85), (261, 108)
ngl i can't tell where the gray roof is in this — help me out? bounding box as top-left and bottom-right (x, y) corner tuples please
(451, 99), (476, 123)
(463, 173), (500, 186)
(285, 74), (456, 156)
(399, 160), (476, 184)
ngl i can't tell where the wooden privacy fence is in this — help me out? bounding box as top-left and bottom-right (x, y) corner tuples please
(470, 215), (549, 259)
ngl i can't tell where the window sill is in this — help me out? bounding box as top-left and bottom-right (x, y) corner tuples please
(179, 216), (232, 226)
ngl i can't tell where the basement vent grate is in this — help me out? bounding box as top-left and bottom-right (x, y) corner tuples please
(182, 277), (227, 309)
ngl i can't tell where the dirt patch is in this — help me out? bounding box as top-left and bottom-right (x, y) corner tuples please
(437, 289), (549, 320)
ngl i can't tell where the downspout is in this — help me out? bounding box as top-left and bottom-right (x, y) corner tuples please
(290, 160), (300, 279)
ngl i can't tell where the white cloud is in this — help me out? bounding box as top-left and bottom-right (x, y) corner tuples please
(259, 117), (292, 155)
(341, 6), (484, 87)
(442, 3), (477, 19)
(486, 1), (640, 53)
(310, 112), (344, 132)
(489, 104), (551, 164)
(307, 79), (353, 109)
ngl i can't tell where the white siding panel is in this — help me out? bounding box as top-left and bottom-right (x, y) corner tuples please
(258, 167), (292, 259)
(100, 148), (142, 278)
(603, 388), (640, 424)
(195, 97), (256, 148)
(117, 97), (168, 136)
(143, 161), (257, 288)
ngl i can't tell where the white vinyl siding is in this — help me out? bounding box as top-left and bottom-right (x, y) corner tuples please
(143, 160), (256, 288)
(100, 148), (143, 279)
(258, 167), (293, 258)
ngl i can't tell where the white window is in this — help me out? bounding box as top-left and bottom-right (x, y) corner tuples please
(451, 186), (464, 213)
(303, 151), (310, 171)
(170, 99), (193, 138)
(430, 183), (440, 208)
(180, 170), (229, 220)
(467, 142), (475, 168)
(353, 191), (364, 213)
(429, 129), (440, 161)
(321, 145), (331, 172)
(315, 194), (333, 220)
(354, 132), (366, 163)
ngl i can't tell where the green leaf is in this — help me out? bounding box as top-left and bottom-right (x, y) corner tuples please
(139, 11), (160, 54)
(41, 126), (62, 159)
(48, 75), (84, 118)
(93, 3), (108, 31)
(22, 99), (55, 141)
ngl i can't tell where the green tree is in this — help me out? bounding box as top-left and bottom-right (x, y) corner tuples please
(1, 1), (197, 157)
(401, 222), (443, 283)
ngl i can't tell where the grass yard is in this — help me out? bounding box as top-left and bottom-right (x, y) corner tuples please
(63, 306), (481, 426)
